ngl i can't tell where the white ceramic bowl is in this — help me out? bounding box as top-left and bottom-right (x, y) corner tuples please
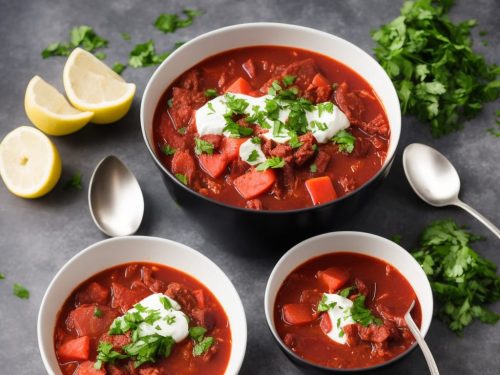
(140, 23), (401, 220)
(38, 236), (247, 375)
(264, 231), (433, 372)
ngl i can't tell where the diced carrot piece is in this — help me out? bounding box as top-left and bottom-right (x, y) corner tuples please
(225, 77), (253, 95)
(57, 336), (90, 362)
(199, 153), (228, 179)
(192, 289), (206, 309)
(233, 169), (276, 200)
(282, 304), (317, 325)
(311, 73), (330, 88)
(76, 361), (106, 375)
(305, 176), (337, 205)
(320, 312), (333, 334)
(317, 267), (350, 292)
(221, 137), (248, 161)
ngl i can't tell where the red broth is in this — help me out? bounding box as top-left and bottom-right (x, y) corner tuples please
(274, 253), (421, 369)
(153, 46), (389, 210)
(54, 262), (231, 375)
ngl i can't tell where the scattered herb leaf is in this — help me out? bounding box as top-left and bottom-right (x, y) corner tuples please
(256, 157), (285, 171)
(154, 9), (203, 33)
(13, 283), (30, 299)
(94, 307), (103, 318)
(112, 62), (126, 75)
(175, 173), (188, 185)
(331, 130), (355, 153)
(194, 138), (214, 155)
(350, 295), (383, 326)
(64, 172), (83, 190)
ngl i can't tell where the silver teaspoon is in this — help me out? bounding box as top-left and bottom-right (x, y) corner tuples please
(405, 300), (440, 375)
(403, 143), (500, 239)
(88, 155), (144, 237)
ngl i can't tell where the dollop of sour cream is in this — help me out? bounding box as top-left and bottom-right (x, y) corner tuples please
(111, 293), (189, 343)
(321, 293), (355, 345)
(238, 138), (267, 165)
(195, 93), (350, 145)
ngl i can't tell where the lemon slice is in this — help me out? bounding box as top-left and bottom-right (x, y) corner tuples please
(63, 48), (136, 124)
(25, 76), (94, 136)
(0, 126), (62, 198)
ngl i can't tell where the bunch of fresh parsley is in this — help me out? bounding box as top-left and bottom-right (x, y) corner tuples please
(372, 0), (500, 137)
(412, 220), (500, 334)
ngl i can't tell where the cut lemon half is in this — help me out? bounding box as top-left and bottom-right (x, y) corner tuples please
(63, 48), (136, 124)
(0, 126), (62, 198)
(25, 76), (94, 136)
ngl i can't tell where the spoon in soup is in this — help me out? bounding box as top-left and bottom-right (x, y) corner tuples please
(89, 155), (144, 237)
(404, 300), (440, 375)
(403, 143), (500, 239)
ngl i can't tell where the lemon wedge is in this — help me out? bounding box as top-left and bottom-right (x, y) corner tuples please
(25, 76), (94, 136)
(63, 48), (136, 124)
(0, 126), (62, 198)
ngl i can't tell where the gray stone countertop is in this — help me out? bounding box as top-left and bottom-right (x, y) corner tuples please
(0, 0), (498, 374)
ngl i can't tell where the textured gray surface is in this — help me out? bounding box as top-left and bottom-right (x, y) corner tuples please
(0, 0), (499, 374)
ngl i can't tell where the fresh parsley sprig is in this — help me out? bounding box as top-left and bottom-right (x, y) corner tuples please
(412, 220), (500, 334)
(256, 157), (285, 171)
(331, 130), (355, 153)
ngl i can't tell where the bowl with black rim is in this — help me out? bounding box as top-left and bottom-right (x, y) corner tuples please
(264, 231), (433, 373)
(140, 23), (401, 238)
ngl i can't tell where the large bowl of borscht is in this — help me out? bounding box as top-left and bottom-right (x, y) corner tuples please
(264, 231), (433, 372)
(141, 23), (401, 234)
(37, 236), (247, 375)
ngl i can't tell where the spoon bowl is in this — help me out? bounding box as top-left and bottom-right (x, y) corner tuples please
(88, 155), (144, 237)
(403, 143), (500, 239)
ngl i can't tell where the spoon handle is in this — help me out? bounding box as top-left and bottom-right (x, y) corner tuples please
(454, 200), (500, 240)
(405, 315), (440, 375)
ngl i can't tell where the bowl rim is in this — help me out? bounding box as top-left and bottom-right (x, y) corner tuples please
(263, 231), (434, 372)
(37, 235), (247, 375)
(140, 22), (401, 215)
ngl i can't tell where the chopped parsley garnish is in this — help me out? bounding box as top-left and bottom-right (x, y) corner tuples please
(288, 132), (303, 149)
(251, 137), (261, 144)
(350, 295), (382, 326)
(194, 137), (215, 155)
(247, 150), (260, 162)
(204, 89), (218, 98)
(225, 94), (249, 114)
(339, 287), (353, 298)
(412, 220), (500, 334)
(207, 102), (215, 114)
(13, 283), (30, 299)
(317, 294), (338, 312)
(64, 172), (83, 190)
(310, 120), (328, 131)
(175, 173), (188, 185)
(121, 32), (131, 41)
(193, 336), (215, 356)
(487, 109), (500, 138)
(0, 273), (4, 280)
(94, 307), (103, 318)
(177, 127), (187, 135)
(167, 98), (174, 108)
(372, 0), (500, 137)
(223, 119), (253, 138)
(128, 40), (169, 68)
(282, 75), (297, 86)
(317, 102), (334, 117)
(256, 157), (285, 171)
(165, 316), (176, 325)
(268, 80), (283, 96)
(112, 62), (126, 75)
(154, 9), (203, 33)
(310, 163), (317, 173)
(189, 326), (207, 341)
(94, 341), (127, 369)
(331, 130), (356, 153)
(339, 330), (345, 338)
(159, 296), (173, 310)
(162, 144), (176, 156)
(42, 25), (108, 58)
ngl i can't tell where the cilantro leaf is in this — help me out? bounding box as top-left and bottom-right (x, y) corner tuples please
(247, 150), (260, 162)
(42, 25), (108, 58)
(13, 283), (30, 299)
(255, 157), (285, 171)
(0, 273), (4, 280)
(128, 40), (169, 68)
(121, 32), (131, 41)
(350, 295), (382, 326)
(94, 307), (103, 318)
(175, 173), (188, 185)
(194, 138), (215, 155)
(204, 89), (218, 98)
(412, 220), (500, 334)
(64, 172), (83, 190)
(112, 62), (127, 75)
(331, 130), (355, 153)
(189, 326), (207, 341)
(154, 9), (203, 33)
(193, 336), (215, 356)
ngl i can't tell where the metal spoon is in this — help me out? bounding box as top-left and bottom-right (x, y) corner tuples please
(403, 143), (500, 239)
(405, 301), (439, 375)
(88, 155), (144, 237)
